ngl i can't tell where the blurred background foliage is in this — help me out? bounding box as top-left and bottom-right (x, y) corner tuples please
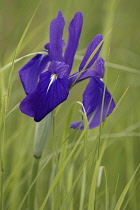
(0, 0), (140, 209)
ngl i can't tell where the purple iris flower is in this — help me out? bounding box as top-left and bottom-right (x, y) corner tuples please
(19, 11), (115, 130)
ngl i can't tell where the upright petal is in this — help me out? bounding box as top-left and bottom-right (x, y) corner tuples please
(64, 12), (83, 75)
(69, 70), (98, 88)
(19, 54), (50, 95)
(68, 58), (105, 88)
(79, 34), (103, 71)
(50, 11), (65, 61)
(92, 57), (105, 78)
(71, 77), (115, 130)
(20, 71), (69, 122)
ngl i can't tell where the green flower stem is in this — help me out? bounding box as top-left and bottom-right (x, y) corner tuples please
(28, 112), (53, 209)
(28, 157), (40, 210)
(33, 112), (53, 159)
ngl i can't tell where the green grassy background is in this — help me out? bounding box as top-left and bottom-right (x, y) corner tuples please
(0, 0), (140, 209)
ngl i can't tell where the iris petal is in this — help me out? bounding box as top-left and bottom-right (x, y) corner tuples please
(71, 77), (115, 130)
(79, 34), (103, 71)
(69, 57), (105, 87)
(69, 70), (97, 88)
(92, 57), (105, 78)
(20, 71), (69, 122)
(50, 11), (65, 61)
(71, 121), (84, 130)
(48, 61), (69, 78)
(64, 12), (83, 75)
(19, 54), (50, 95)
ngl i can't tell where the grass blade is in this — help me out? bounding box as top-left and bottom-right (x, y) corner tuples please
(114, 164), (140, 210)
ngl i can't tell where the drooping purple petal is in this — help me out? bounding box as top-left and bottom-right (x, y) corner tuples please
(20, 71), (69, 122)
(19, 54), (50, 95)
(64, 12), (83, 76)
(71, 77), (115, 130)
(71, 121), (84, 130)
(49, 11), (65, 61)
(79, 34), (103, 71)
(48, 61), (69, 78)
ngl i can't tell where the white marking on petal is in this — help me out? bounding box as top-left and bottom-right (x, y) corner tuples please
(46, 74), (57, 93)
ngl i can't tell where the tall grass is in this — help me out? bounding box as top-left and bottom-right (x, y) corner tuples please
(0, 0), (140, 209)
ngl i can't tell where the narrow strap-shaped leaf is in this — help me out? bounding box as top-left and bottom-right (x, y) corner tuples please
(114, 164), (140, 210)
